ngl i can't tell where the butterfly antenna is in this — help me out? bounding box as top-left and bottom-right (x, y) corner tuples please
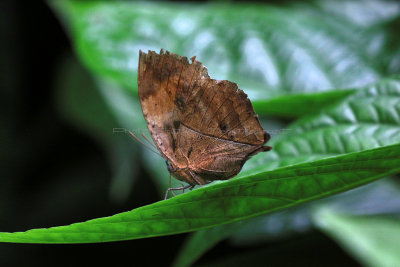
(128, 131), (163, 158)
(141, 133), (158, 149)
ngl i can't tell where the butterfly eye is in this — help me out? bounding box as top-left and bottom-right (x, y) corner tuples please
(166, 161), (176, 173)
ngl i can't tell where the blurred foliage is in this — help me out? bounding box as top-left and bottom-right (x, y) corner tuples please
(2, 0), (400, 266)
(56, 55), (144, 203)
(314, 210), (400, 267)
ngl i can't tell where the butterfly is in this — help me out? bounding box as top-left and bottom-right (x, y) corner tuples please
(136, 49), (271, 198)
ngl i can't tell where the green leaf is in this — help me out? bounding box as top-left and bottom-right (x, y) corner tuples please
(253, 89), (356, 117)
(314, 211), (400, 267)
(228, 178), (400, 245)
(51, 0), (400, 100)
(244, 75), (400, 173)
(0, 143), (400, 244)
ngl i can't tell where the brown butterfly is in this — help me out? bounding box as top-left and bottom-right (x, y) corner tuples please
(137, 49), (271, 198)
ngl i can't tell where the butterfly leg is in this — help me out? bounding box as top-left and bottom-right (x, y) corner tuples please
(164, 184), (193, 200)
(180, 183), (196, 194)
(168, 173), (177, 197)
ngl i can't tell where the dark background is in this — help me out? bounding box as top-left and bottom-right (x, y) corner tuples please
(0, 1), (360, 266)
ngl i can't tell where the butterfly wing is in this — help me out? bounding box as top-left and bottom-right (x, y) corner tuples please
(138, 49), (270, 184)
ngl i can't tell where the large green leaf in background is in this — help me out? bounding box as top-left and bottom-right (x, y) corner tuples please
(50, 0), (400, 191)
(51, 0), (400, 106)
(0, 143), (400, 243)
(50, 0), (400, 192)
(245, 75), (400, 172)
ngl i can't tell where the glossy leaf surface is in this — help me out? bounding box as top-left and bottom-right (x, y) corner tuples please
(52, 0), (400, 102)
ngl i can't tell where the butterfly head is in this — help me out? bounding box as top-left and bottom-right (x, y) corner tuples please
(165, 161), (203, 185)
(166, 161), (176, 173)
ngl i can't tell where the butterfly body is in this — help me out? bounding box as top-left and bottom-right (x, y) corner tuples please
(138, 49), (271, 186)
